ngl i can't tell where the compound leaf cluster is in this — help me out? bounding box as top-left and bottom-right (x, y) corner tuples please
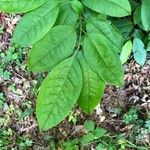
(2, 0), (146, 131)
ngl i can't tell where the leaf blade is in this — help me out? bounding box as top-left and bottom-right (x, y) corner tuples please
(83, 33), (124, 86)
(36, 56), (82, 131)
(86, 16), (123, 53)
(82, 0), (131, 17)
(0, 0), (48, 13)
(133, 38), (147, 66)
(13, 0), (60, 47)
(120, 40), (132, 64)
(28, 25), (77, 72)
(77, 52), (105, 114)
(141, 0), (150, 31)
(55, 1), (78, 26)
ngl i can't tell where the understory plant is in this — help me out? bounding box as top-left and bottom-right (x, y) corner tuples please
(0, 0), (149, 131)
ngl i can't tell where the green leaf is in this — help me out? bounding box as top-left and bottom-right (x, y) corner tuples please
(96, 143), (105, 150)
(147, 41), (150, 52)
(129, 0), (139, 11)
(0, 0), (48, 13)
(134, 29), (145, 41)
(84, 9), (107, 21)
(81, 132), (96, 145)
(134, 6), (145, 30)
(36, 56), (82, 131)
(82, 0), (131, 17)
(28, 25), (77, 72)
(113, 19), (133, 41)
(55, 1), (78, 26)
(71, 0), (83, 15)
(77, 52), (105, 114)
(86, 16), (123, 53)
(13, 0), (60, 47)
(133, 38), (147, 66)
(83, 33), (124, 86)
(84, 120), (95, 131)
(63, 139), (79, 150)
(141, 0), (150, 31)
(93, 127), (107, 138)
(120, 40), (132, 64)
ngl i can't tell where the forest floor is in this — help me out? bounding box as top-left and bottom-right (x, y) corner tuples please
(0, 13), (150, 150)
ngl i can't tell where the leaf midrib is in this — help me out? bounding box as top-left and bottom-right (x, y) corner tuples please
(87, 34), (122, 85)
(41, 58), (76, 129)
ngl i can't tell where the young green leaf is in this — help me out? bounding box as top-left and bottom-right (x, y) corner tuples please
(13, 0), (60, 47)
(84, 120), (95, 131)
(133, 38), (147, 66)
(82, 0), (131, 17)
(86, 16), (123, 52)
(141, 0), (150, 31)
(83, 33), (124, 86)
(77, 52), (105, 114)
(36, 56), (82, 131)
(71, 0), (83, 15)
(120, 40), (132, 64)
(93, 128), (107, 138)
(81, 132), (96, 145)
(28, 25), (77, 72)
(0, 0), (48, 13)
(55, 1), (78, 26)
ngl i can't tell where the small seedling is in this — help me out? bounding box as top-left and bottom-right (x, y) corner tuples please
(123, 108), (138, 124)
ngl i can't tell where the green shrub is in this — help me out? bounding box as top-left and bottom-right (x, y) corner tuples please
(0, 0), (149, 131)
